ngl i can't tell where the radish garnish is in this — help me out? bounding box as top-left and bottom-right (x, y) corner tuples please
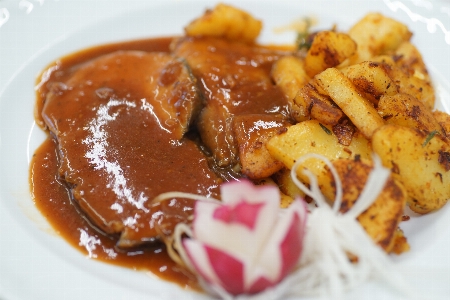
(153, 180), (307, 296)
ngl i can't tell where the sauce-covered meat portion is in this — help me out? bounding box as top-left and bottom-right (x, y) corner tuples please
(40, 50), (221, 247)
(33, 33), (293, 282)
(173, 37), (291, 169)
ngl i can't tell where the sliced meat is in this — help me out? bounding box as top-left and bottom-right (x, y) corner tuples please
(41, 50), (221, 247)
(172, 37), (291, 168)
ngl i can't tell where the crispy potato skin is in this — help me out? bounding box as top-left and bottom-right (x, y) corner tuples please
(271, 56), (310, 122)
(319, 159), (408, 253)
(293, 82), (344, 125)
(233, 115), (289, 179)
(348, 13), (412, 64)
(433, 110), (450, 137)
(184, 3), (262, 43)
(372, 125), (450, 213)
(304, 31), (357, 77)
(314, 68), (385, 139)
(267, 120), (372, 184)
(378, 93), (443, 134)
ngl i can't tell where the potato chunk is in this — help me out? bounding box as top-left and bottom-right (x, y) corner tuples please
(304, 31), (357, 77)
(372, 125), (450, 213)
(394, 41), (430, 82)
(233, 115), (288, 179)
(271, 55), (310, 122)
(272, 168), (305, 201)
(267, 120), (372, 183)
(384, 61), (435, 110)
(185, 3), (262, 43)
(341, 61), (398, 104)
(293, 82), (344, 125)
(378, 93), (443, 134)
(314, 68), (385, 138)
(272, 55), (309, 100)
(348, 13), (412, 63)
(319, 158), (408, 253)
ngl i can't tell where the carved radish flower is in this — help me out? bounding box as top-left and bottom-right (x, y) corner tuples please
(183, 180), (306, 295)
(156, 180), (307, 296)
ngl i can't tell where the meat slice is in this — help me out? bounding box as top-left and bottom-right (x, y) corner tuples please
(41, 51), (221, 247)
(172, 37), (291, 169)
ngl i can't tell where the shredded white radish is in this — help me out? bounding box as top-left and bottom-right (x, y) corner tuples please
(281, 154), (415, 299)
(152, 154), (418, 300)
(152, 191), (222, 206)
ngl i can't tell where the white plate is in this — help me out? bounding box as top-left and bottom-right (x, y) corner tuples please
(1, 0), (450, 299)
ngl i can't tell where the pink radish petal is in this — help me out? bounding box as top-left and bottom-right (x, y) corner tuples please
(279, 213), (303, 279)
(206, 245), (245, 295)
(248, 276), (273, 294)
(212, 201), (264, 230)
(179, 180), (308, 297)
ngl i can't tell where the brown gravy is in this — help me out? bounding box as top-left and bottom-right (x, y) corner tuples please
(30, 36), (290, 290)
(30, 137), (200, 290)
(31, 37), (204, 290)
(35, 37), (175, 127)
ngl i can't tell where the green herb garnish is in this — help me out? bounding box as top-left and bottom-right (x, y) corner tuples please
(319, 123), (332, 135)
(422, 130), (439, 147)
(296, 18), (314, 50)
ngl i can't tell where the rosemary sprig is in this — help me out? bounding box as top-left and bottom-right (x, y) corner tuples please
(319, 123), (332, 135)
(296, 17), (314, 50)
(422, 130), (439, 147)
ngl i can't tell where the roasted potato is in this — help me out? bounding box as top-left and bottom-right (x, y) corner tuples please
(341, 61), (398, 104)
(271, 55), (310, 122)
(318, 158), (408, 253)
(272, 168), (305, 202)
(378, 93), (443, 134)
(304, 31), (357, 77)
(233, 115), (288, 179)
(314, 67), (385, 138)
(372, 124), (450, 213)
(394, 41), (430, 83)
(433, 110), (450, 137)
(293, 82), (344, 125)
(185, 3), (262, 43)
(348, 13), (412, 63)
(384, 61), (435, 110)
(266, 120), (372, 184)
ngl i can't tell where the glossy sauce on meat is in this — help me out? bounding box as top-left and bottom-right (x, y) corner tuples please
(30, 137), (200, 289)
(173, 37), (291, 168)
(40, 48), (222, 247)
(30, 36), (291, 289)
(32, 37), (215, 289)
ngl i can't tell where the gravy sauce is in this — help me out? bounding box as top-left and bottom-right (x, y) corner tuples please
(31, 37), (213, 290)
(30, 137), (200, 289)
(30, 36), (290, 290)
